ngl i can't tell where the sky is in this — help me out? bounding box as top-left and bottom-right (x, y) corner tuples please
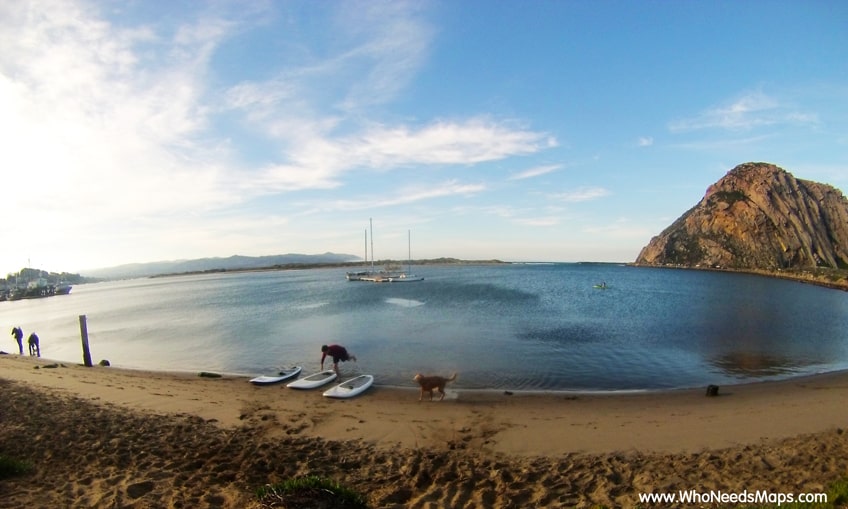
(1, 0), (847, 275)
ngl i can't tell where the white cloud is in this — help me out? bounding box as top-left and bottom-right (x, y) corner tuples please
(550, 187), (611, 203)
(218, 3), (557, 191)
(220, 1), (433, 129)
(0, 0), (558, 272)
(0, 1), (262, 270)
(669, 91), (819, 132)
(0, 1), (238, 217)
(637, 136), (654, 147)
(508, 164), (562, 180)
(351, 119), (555, 168)
(233, 118), (555, 194)
(332, 1), (434, 112)
(310, 180), (486, 213)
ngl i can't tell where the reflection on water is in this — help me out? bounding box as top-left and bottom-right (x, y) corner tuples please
(518, 325), (606, 345)
(690, 271), (844, 379)
(709, 351), (801, 377)
(1, 265), (847, 391)
(385, 298), (425, 308)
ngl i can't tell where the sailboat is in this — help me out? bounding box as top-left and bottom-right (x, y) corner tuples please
(345, 219), (401, 282)
(388, 230), (423, 283)
(345, 222), (423, 282)
(345, 221), (374, 281)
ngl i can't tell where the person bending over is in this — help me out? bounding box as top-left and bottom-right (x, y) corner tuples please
(27, 332), (40, 357)
(320, 344), (357, 376)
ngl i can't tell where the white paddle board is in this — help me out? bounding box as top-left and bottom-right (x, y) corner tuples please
(287, 369), (338, 390)
(249, 366), (302, 385)
(323, 374), (374, 399)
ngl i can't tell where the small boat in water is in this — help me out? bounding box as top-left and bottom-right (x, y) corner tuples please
(347, 219), (379, 281)
(388, 230), (423, 282)
(347, 269), (404, 282)
(346, 270), (372, 281)
(54, 283), (73, 295)
(6, 281), (73, 299)
(388, 273), (424, 283)
(346, 220), (423, 282)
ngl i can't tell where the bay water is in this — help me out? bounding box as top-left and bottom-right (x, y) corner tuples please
(3, 263), (848, 392)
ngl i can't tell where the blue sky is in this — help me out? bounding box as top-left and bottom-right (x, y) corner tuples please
(1, 0), (846, 275)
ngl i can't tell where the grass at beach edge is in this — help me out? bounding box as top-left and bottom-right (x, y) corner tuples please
(252, 475), (368, 509)
(0, 454), (32, 479)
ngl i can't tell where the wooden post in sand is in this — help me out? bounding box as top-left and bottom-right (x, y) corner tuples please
(79, 314), (93, 367)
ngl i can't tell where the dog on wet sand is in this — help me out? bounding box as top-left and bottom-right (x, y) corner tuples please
(413, 373), (457, 401)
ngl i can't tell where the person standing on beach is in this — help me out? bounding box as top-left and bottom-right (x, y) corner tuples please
(27, 332), (40, 357)
(320, 344), (357, 376)
(11, 327), (23, 355)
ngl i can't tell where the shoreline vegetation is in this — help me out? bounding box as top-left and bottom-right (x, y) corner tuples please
(2, 356), (848, 507)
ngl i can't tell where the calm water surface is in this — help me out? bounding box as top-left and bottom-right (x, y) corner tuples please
(3, 264), (848, 391)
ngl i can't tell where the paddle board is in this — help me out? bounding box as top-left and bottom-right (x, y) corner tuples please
(287, 369), (338, 389)
(249, 366), (302, 385)
(322, 374), (374, 399)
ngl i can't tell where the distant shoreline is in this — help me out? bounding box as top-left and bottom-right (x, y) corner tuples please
(630, 262), (848, 292)
(80, 258), (848, 294)
(160, 259), (848, 294)
(146, 257), (509, 279)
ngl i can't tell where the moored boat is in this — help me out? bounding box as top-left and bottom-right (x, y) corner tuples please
(346, 270), (371, 281)
(388, 273), (424, 282)
(346, 221), (423, 282)
(388, 230), (423, 282)
(54, 283), (73, 295)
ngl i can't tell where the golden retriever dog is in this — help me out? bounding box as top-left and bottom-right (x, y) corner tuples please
(413, 373), (457, 401)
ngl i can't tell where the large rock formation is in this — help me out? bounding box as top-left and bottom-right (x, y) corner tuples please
(635, 162), (848, 270)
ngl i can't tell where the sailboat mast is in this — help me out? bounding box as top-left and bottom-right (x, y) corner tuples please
(408, 230), (411, 273)
(370, 218), (374, 272)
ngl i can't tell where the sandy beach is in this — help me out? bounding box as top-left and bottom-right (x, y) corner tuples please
(2, 355), (848, 508)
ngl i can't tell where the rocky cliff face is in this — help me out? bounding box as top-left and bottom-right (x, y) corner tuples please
(635, 162), (848, 270)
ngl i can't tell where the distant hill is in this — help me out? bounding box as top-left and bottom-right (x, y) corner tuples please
(81, 253), (360, 279)
(635, 162), (848, 270)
